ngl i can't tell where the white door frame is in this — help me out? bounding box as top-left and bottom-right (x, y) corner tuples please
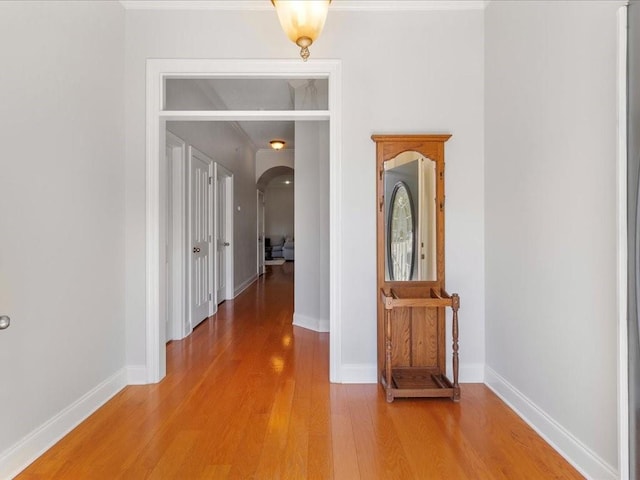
(166, 131), (189, 341)
(214, 162), (234, 302)
(146, 59), (342, 383)
(616, 6), (629, 477)
(257, 189), (265, 276)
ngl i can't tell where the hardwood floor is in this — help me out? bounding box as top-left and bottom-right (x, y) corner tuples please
(18, 263), (583, 479)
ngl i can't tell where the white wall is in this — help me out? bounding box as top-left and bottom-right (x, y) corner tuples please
(123, 6), (486, 383)
(0, 1), (126, 475)
(293, 86), (330, 333)
(256, 149), (294, 182)
(264, 182), (294, 238)
(294, 121), (330, 332)
(484, 2), (622, 477)
(329, 10), (486, 379)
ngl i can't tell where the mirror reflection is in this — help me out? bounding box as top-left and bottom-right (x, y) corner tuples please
(384, 151), (437, 281)
(387, 182), (414, 280)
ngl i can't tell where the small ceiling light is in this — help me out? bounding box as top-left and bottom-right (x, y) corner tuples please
(270, 140), (286, 150)
(284, 180), (291, 185)
(272, 0), (331, 61)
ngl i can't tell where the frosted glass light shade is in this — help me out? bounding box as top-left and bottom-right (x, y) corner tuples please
(272, 0), (331, 61)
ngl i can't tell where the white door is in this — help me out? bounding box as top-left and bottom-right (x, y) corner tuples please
(215, 164), (233, 303)
(189, 147), (213, 328)
(257, 190), (265, 276)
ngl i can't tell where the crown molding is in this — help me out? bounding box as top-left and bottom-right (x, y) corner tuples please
(120, 1), (489, 11)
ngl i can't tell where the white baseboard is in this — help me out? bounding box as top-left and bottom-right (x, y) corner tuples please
(339, 362), (485, 385)
(234, 274), (257, 298)
(484, 366), (618, 480)
(126, 365), (148, 385)
(318, 318), (330, 332)
(292, 313), (330, 333)
(0, 368), (127, 480)
(340, 363), (378, 383)
(459, 362), (484, 383)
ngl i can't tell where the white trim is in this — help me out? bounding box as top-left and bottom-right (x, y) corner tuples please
(0, 369), (127, 480)
(146, 59), (342, 384)
(257, 190), (265, 277)
(318, 318), (330, 332)
(338, 362), (484, 385)
(617, 6), (629, 479)
(146, 61), (165, 383)
(126, 365), (149, 385)
(293, 313), (329, 333)
(159, 110), (330, 122)
(327, 61), (342, 383)
(459, 363), (484, 383)
(121, 1), (489, 11)
(234, 274), (258, 298)
(340, 364), (378, 384)
(148, 59), (339, 77)
(320, 0), (489, 10)
(485, 367), (618, 480)
(166, 131), (189, 341)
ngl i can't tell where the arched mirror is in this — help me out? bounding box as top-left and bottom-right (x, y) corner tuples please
(384, 152), (437, 281)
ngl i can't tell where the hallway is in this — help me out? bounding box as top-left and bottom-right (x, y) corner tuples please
(18, 265), (581, 479)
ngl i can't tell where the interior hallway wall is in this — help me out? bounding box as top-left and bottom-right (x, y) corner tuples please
(0, 2), (126, 475)
(484, 2), (623, 476)
(294, 121), (330, 332)
(264, 181), (294, 239)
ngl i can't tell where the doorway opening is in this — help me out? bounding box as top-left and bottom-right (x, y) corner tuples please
(257, 165), (295, 270)
(146, 59), (342, 384)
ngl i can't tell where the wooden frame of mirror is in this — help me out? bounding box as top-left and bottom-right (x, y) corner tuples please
(372, 134), (460, 402)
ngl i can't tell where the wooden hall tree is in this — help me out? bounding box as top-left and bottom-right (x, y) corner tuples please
(372, 134), (461, 402)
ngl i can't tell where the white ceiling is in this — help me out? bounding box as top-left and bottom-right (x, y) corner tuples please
(236, 121), (295, 151)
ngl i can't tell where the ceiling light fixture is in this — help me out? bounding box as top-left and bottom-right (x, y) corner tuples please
(270, 140), (286, 150)
(272, 0), (331, 62)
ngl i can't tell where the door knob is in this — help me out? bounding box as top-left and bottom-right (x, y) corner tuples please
(0, 316), (10, 330)
(224, 242), (230, 246)
(193, 247), (201, 253)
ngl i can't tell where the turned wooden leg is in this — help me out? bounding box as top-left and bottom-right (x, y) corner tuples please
(385, 309), (394, 403)
(452, 294), (460, 402)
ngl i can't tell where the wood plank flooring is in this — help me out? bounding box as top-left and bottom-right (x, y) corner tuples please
(17, 263), (583, 479)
